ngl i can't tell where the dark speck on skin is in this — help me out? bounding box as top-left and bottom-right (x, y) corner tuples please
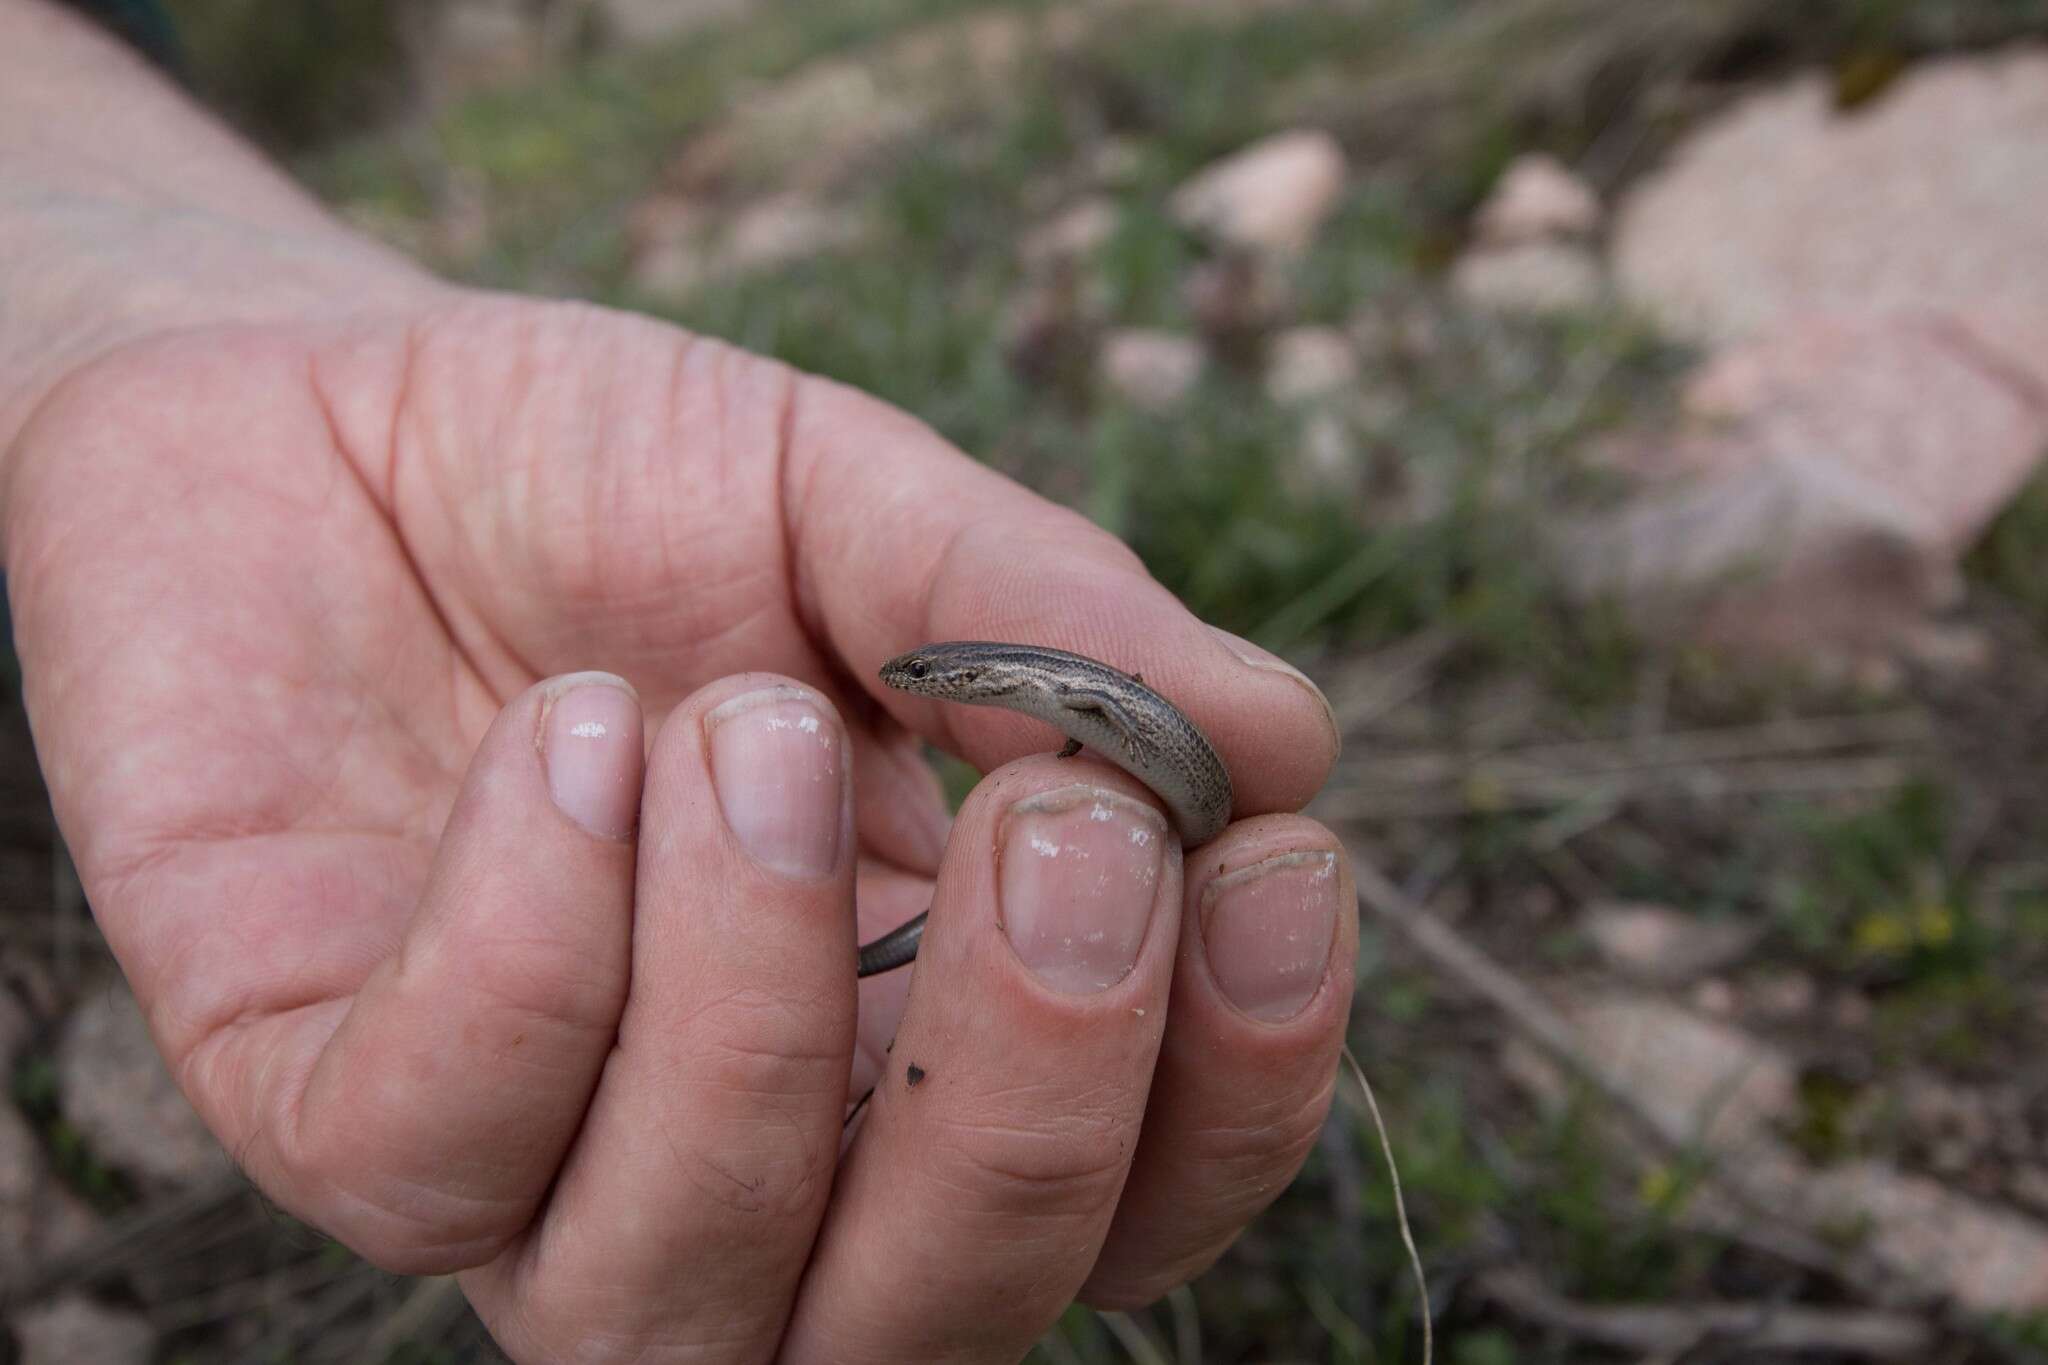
(906, 1064), (927, 1088)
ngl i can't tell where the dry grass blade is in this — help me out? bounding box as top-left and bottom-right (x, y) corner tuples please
(220, 1268), (383, 1365)
(1339, 1043), (1432, 1365)
(1035, 1323), (1086, 1365)
(0, 1172), (253, 1304)
(145, 1251), (358, 1333)
(351, 1275), (470, 1363)
(1099, 1308), (1172, 1365)
(1166, 1285), (1201, 1365)
(1320, 628), (1462, 732)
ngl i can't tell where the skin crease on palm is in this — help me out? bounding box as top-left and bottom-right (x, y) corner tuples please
(0, 3), (1358, 1362)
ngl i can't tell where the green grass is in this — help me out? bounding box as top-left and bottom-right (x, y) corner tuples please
(646, 21), (1687, 684)
(1968, 462), (2048, 633)
(302, 0), (1040, 288)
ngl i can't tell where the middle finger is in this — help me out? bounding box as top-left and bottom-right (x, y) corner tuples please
(780, 754), (1185, 1364)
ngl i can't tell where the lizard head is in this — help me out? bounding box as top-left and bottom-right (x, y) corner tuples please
(879, 644), (1002, 699)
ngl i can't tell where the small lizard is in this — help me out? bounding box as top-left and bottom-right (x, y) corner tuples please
(857, 641), (1233, 976)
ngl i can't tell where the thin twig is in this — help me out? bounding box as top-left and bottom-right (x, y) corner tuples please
(1350, 855), (1662, 1142)
(1345, 848), (1897, 1298)
(1339, 710), (1927, 784)
(1298, 1273), (1371, 1360)
(1477, 1266), (1936, 1359)
(1320, 755), (1910, 820)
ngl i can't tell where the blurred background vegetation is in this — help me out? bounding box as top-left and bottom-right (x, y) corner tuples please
(8, 0), (2048, 1360)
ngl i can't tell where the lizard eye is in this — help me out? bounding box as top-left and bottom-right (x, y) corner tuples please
(908, 660), (929, 680)
(959, 670), (976, 683)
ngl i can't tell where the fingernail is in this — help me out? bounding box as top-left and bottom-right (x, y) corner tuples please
(541, 673), (643, 840)
(1202, 850), (1340, 1022)
(1209, 626), (1340, 758)
(707, 685), (846, 879)
(999, 784), (1168, 994)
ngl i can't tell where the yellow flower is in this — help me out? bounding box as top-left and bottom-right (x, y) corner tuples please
(1851, 911), (1911, 957)
(1914, 903), (1955, 947)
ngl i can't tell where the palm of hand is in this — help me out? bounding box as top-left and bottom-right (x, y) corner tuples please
(16, 294), (939, 1032)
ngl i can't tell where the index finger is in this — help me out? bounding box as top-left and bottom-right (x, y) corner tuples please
(781, 376), (1341, 817)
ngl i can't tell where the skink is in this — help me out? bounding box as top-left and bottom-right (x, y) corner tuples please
(856, 641), (1234, 977)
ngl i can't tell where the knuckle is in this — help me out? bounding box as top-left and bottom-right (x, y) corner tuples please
(659, 987), (846, 1223)
(679, 984), (849, 1101)
(684, 1134), (825, 1222)
(1192, 1081), (1334, 1184)
(447, 928), (627, 1044)
(272, 1114), (522, 1275)
(931, 1083), (1140, 1214)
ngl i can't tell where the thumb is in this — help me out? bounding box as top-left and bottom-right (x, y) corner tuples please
(239, 672), (643, 1272)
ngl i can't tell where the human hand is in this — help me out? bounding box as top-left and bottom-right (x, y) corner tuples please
(1, 291), (1353, 1361)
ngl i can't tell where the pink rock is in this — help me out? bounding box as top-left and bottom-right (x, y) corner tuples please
(1474, 153), (1601, 246)
(720, 192), (858, 273)
(1170, 129), (1348, 257)
(1099, 329), (1203, 411)
(1562, 311), (2048, 661)
(1614, 49), (2048, 394)
(1560, 994), (1798, 1146)
(627, 192), (856, 298)
(1584, 902), (1761, 982)
(430, 0), (558, 94)
(1604, 51), (2048, 658)
(1557, 445), (1947, 660)
(10, 1294), (155, 1365)
(1802, 1162), (2048, 1311)
(1676, 313), (2048, 555)
(56, 983), (230, 1191)
(1264, 326), (1358, 403)
(595, 0), (750, 46)
(1019, 196), (1119, 268)
(1504, 989), (2048, 1310)
(1450, 241), (1603, 317)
